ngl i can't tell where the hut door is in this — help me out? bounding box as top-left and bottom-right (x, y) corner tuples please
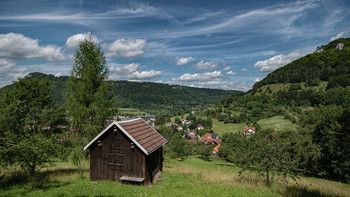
(108, 140), (124, 181)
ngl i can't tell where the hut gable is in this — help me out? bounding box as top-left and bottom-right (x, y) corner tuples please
(84, 118), (167, 155)
(84, 118), (167, 184)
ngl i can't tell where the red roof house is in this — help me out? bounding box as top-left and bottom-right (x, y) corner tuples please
(242, 127), (256, 135)
(200, 133), (221, 145)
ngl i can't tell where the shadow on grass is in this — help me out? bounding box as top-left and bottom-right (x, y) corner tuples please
(283, 186), (340, 197)
(0, 168), (89, 190)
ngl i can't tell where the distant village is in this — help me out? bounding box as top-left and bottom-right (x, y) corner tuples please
(112, 114), (256, 155)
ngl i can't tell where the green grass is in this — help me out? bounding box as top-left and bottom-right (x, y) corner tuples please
(118, 108), (150, 116)
(1, 157), (349, 197)
(254, 82), (328, 96)
(212, 118), (247, 135)
(258, 115), (297, 131)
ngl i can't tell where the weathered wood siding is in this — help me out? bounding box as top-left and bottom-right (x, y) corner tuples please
(145, 147), (163, 183)
(89, 127), (144, 182)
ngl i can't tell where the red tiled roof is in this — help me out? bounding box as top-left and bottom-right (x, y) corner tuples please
(213, 144), (220, 152)
(84, 118), (167, 155)
(200, 133), (221, 144)
(243, 127), (256, 131)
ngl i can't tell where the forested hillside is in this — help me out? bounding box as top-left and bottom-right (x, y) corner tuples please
(204, 38), (350, 183)
(254, 38), (350, 88)
(0, 72), (240, 115)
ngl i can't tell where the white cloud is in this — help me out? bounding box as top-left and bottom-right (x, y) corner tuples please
(103, 39), (146, 58)
(254, 50), (303, 72)
(109, 63), (161, 80)
(226, 71), (237, 75)
(129, 70), (162, 80)
(330, 31), (345, 42)
(0, 33), (65, 61)
(222, 66), (231, 71)
(66, 32), (99, 50)
(55, 72), (63, 77)
(193, 60), (218, 70)
(194, 80), (252, 91)
(0, 58), (16, 74)
(254, 77), (263, 83)
(176, 57), (195, 66)
(173, 71), (222, 82)
(241, 68), (248, 72)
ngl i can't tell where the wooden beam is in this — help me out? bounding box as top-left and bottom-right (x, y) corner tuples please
(120, 176), (144, 182)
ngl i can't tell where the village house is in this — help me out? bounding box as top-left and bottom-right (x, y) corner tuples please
(176, 125), (183, 132)
(213, 144), (220, 154)
(181, 118), (191, 125)
(196, 124), (205, 130)
(200, 133), (221, 145)
(165, 122), (173, 127)
(242, 127), (256, 135)
(84, 118), (167, 185)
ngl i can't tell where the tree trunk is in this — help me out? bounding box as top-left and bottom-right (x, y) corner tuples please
(80, 165), (83, 178)
(266, 167), (270, 187)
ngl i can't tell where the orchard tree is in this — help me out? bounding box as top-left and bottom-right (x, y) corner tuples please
(220, 130), (319, 186)
(0, 78), (64, 175)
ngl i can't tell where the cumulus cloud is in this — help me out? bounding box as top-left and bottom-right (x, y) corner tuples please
(109, 63), (161, 80)
(176, 57), (195, 66)
(103, 39), (146, 58)
(226, 71), (237, 75)
(254, 77), (263, 83)
(0, 58), (16, 74)
(330, 31), (345, 42)
(0, 33), (65, 61)
(254, 50), (303, 72)
(193, 60), (218, 70)
(173, 71), (222, 82)
(222, 66), (231, 71)
(241, 68), (248, 72)
(66, 32), (99, 50)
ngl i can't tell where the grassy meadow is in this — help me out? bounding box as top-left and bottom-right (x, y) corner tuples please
(212, 119), (247, 135)
(1, 157), (349, 197)
(258, 115), (297, 132)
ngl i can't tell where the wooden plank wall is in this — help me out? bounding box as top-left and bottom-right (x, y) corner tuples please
(89, 127), (144, 182)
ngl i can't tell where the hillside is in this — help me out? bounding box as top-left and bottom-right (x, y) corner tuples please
(254, 38), (350, 88)
(202, 38), (350, 183)
(0, 72), (240, 115)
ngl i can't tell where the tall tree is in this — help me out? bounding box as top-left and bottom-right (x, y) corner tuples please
(66, 38), (117, 176)
(67, 38), (117, 139)
(0, 78), (64, 175)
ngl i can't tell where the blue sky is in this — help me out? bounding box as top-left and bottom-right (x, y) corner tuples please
(0, 0), (349, 91)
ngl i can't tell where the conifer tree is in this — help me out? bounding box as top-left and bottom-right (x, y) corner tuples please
(67, 38), (117, 139)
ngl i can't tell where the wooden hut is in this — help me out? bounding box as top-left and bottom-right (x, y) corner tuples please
(84, 118), (167, 184)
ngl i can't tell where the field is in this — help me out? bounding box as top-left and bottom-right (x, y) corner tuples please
(212, 119), (247, 135)
(258, 115), (297, 131)
(118, 108), (150, 116)
(1, 157), (349, 197)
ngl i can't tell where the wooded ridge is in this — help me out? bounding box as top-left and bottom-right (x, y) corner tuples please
(0, 72), (241, 115)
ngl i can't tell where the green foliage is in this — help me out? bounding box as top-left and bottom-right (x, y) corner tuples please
(167, 133), (192, 159)
(66, 39), (117, 139)
(157, 125), (174, 141)
(0, 78), (64, 175)
(255, 38), (350, 88)
(301, 104), (350, 182)
(197, 143), (213, 161)
(220, 130), (320, 185)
